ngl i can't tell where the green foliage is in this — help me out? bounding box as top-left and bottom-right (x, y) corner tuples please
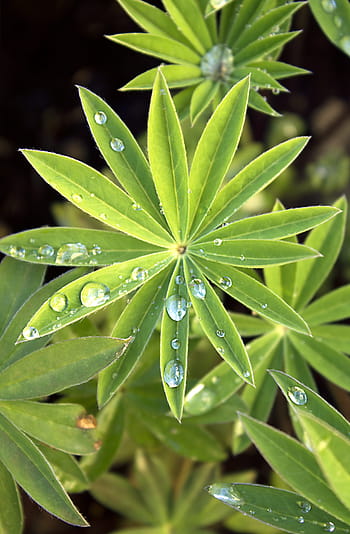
(309, 0), (350, 57)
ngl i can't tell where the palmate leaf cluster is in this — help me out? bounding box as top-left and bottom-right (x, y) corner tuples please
(111, 0), (309, 121)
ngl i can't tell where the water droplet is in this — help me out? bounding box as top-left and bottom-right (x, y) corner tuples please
(288, 386), (308, 406)
(131, 267), (148, 282)
(166, 295), (187, 321)
(243, 370), (251, 378)
(56, 243), (89, 264)
(175, 274), (184, 285)
(22, 326), (39, 340)
(340, 36), (350, 55)
(240, 254), (245, 261)
(189, 278), (206, 299)
(210, 0), (228, 8)
(216, 329), (225, 338)
(90, 245), (102, 256)
(201, 44), (234, 82)
(71, 193), (83, 203)
(214, 238), (222, 246)
(164, 359), (184, 388)
(94, 111), (107, 125)
(38, 244), (55, 258)
(219, 276), (232, 289)
(272, 88), (280, 95)
(80, 282), (110, 307)
(261, 303), (268, 309)
(110, 137), (125, 152)
(49, 293), (68, 312)
(9, 245), (26, 258)
(267, 508), (272, 513)
(297, 516), (305, 524)
(171, 338), (181, 350)
(334, 15), (342, 27)
(207, 483), (244, 506)
(100, 213), (107, 220)
(321, 0), (336, 12)
(132, 202), (142, 211)
(297, 501), (311, 513)
(323, 522), (335, 532)
(217, 347), (225, 355)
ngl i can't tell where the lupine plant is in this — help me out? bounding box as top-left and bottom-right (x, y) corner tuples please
(1, 0), (350, 532)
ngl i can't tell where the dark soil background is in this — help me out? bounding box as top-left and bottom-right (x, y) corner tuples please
(1, 1), (350, 533)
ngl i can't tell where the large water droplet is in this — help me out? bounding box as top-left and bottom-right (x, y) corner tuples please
(71, 193), (83, 203)
(171, 338), (181, 350)
(207, 483), (244, 506)
(56, 243), (89, 264)
(164, 359), (184, 388)
(297, 501), (311, 513)
(94, 111), (107, 125)
(321, 0), (336, 12)
(288, 386), (308, 406)
(189, 278), (206, 299)
(131, 267), (148, 282)
(323, 522), (335, 532)
(80, 282), (110, 307)
(110, 138), (125, 152)
(214, 238), (222, 246)
(49, 293), (68, 313)
(175, 274), (184, 285)
(22, 326), (39, 340)
(219, 276), (232, 289)
(166, 295), (187, 321)
(38, 244), (55, 258)
(201, 44), (234, 82)
(340, 36), (350, 55)
(216, 329), (225, 338)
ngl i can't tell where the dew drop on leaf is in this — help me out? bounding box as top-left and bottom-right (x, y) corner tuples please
(90, 245), (102, 256)
(216, 329), (225, 338)
(164, 359), (184, 388)
(110, 137), (125, 152)
(9, 245), (26, 258)
(56, 243), (89, 264)
(206, 483), (244, 506)
(321, 0), (336, 12)
(297, 501), (312, 513)
(240, 254), (245, 261)
(131, 267), (148, 282)
(175, 274), (184, 285)
(80, 282), (110, 307)
(189, 278), (206, 299)
(49, 293), (68, 313)
(94, 111), (107, 125)
(171, 338), (181, 350)
(132, 202), (142, 211)
(219, 276), (232, 289)
(243, 370), (251, 378)
(210, 0), (228, 8)
(261, 303), (268, 309)
(323, 522), (335, 532)
(71, 193), (83, 203)
(217, 347), (225, 355)
(38, 244), (55, 258)
(214, 238), (222, 246)
(99, 213), (107, 220)
(297, 516), (305, 524)
(288, 386), (308, 406)
(22, 326), (40, 340)
(166, 295), (187, 321)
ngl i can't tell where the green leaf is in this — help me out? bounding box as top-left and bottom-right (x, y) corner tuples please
(148, 70), (188, 242)
(249, 60), (310, 79)
(78, 86), (163, 225)
(162, 0), (213, 54)
(298, 412), (350, 510)
(0, 413), (88, 526)
(121, 64), (203, 91)
(240, 413), (350, 524)
(196, 257), (310, 334)
(303, 284), (350, 326)
(228, 312), (272, 337)
(282, 337), (317, 391)
(187, 76), (250, 239)
(184, 394), (247, 425)
(225, 0), (266, 46)
(107, 33), (201, 65)
(190, 80), (220, 125)
(289, 333), (350, 391)
(234, 66), (287, 92)
(81, 394), (124, 482)
(0, 461), (23, 534)
(0, 227), (163, 266)
(160, 261), (189, 421)
(292, 196), (347, 310)
(247, 88), (281, 116)
(0, 401), (99, 455)
(21, 150), (172, 247)
(235, 32), (301, 66)
(184, 258), (253, 385)
(0, 257), (45, 337)
(309, 0), (350, 57)
(311, 324), (350, 354)
(200, 137), (309, 235)
(207, 483), (350, 534)
(20, 251), (173, 339)
(37, 444), (89, 493)
(98, 266), (173, 406)
(0, 337), (130, 400)
(190, 239), (320, 267)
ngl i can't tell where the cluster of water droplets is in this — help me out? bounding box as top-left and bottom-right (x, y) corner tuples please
(320, 0), (350, 54)
(93, 110), (125, 152)
(7, 241), (104, 266)
(201, 44), (234, 82)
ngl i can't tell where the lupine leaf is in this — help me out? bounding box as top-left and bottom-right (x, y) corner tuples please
(234, 66), (287, 92)
(37, 444), (89, 493)
(289, 333), (350, 391)
(196, 257), (310, 334)
(107, 33), (201, 64)
(190, 80), (220, 124)
(160, 261), (189, 421)
(0, 401), (99, 455)
(199, 137), (309, 235)
(225, 0), (266, 47)
(98, 266), (173, 407)
(249, 59), (310, 79)
(229, 312), (272, 337)
(187, 76), (250, 239)
(0, 257), (45, 337)
(21, 150), (172, 247)
(302, 284), (350, 326)
(235, 32), (301, 66)
(240, 413), (350, 524)
(0, 337), (130, 400)
(293, 196), (347, 311)
(121, 64), (203, 90)
(148, 70), (188, 242)
(311, 324), (350, 354)
(0, 227), (163, 266)
(0, 461), (23, 534)
(184, 258), (253, 385)
(309, 0), (350, 57)
(207, 483), (350, 534)
(20, 251), (173, 339)
(248, 88), (281, 116)
(0, 413), (88, 526)
(282, 336), (317, 391)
